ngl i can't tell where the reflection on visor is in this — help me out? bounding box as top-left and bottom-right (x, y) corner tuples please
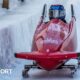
(53, 10), (59, 18)
(50, 10), (59, 18)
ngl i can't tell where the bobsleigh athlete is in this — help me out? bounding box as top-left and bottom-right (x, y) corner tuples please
(15, 4), (80, 78)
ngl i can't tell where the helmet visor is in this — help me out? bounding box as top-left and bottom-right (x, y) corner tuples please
(49, 10), (65, 19)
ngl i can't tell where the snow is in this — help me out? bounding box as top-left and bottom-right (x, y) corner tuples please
(65, 59), (78, 66)
(0, 0), (44, 68)
(0, 0), (80, 80)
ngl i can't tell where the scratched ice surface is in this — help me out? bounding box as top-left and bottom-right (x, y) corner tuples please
(0, 0), (80, 80)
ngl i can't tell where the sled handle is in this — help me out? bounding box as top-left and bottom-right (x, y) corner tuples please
(71, 4), (75, 17)
(42, 4), (47, 20)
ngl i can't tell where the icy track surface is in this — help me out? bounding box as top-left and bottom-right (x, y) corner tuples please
(0, 0), (80, 80)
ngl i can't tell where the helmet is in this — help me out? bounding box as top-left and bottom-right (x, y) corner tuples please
(49, 5), (66, 20)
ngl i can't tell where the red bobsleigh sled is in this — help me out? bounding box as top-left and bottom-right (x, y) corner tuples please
(15, 4), (80, 78)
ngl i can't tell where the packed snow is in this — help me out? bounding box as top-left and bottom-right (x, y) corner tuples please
(0, 0), (80, 80)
